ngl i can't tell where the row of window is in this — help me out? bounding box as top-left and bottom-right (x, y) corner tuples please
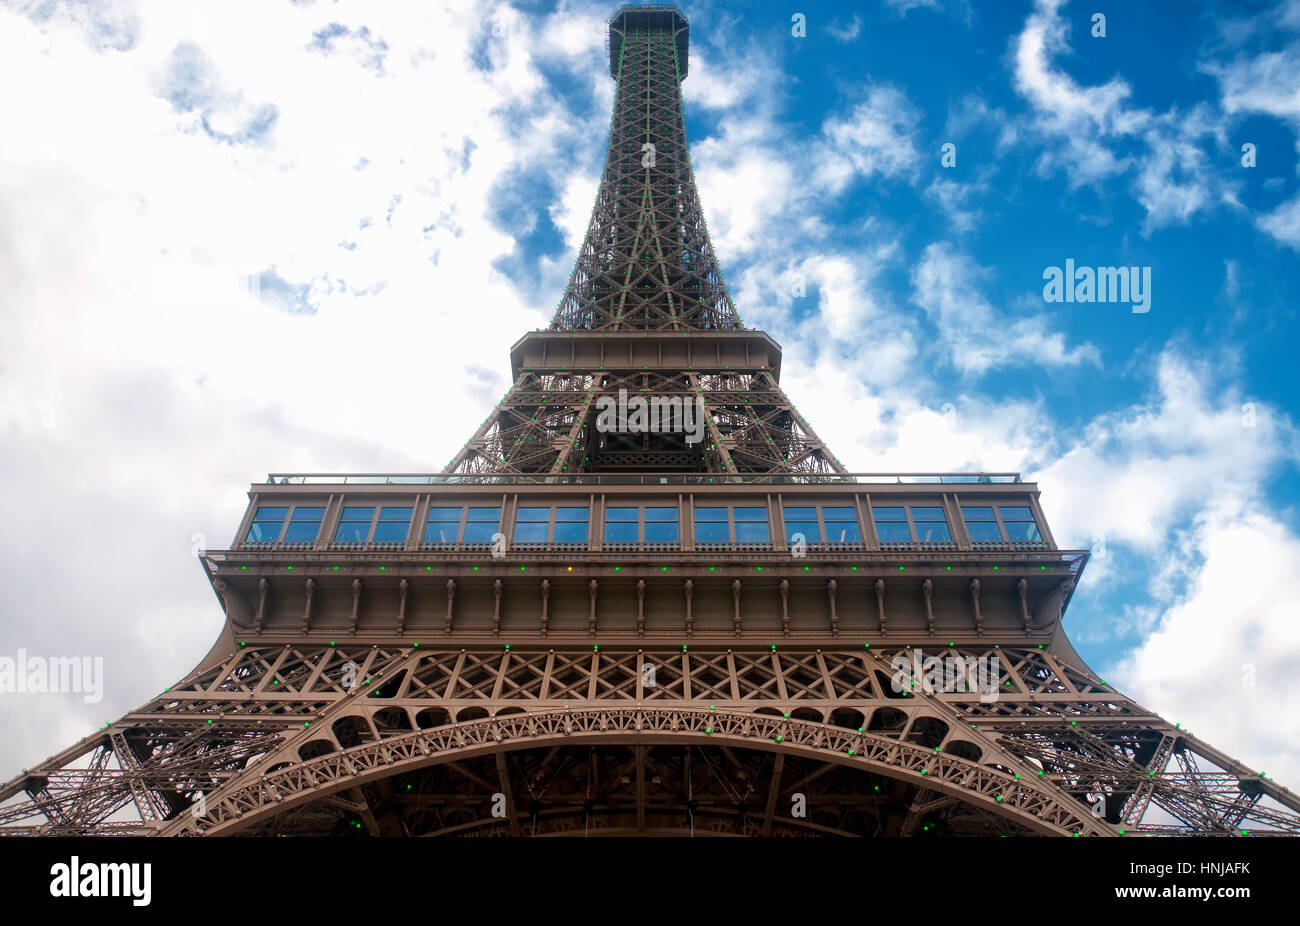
(246, 502), (1042, 546)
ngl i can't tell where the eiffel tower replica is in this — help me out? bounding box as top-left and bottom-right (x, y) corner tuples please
(4, 5), (1297, 837)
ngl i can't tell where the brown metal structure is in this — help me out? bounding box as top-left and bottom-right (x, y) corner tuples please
(3, 5), (1298, 837)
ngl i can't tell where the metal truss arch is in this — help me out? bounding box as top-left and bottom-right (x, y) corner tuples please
(166, 707), (1105, 837)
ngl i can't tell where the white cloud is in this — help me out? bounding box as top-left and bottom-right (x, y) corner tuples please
(1108, 500), (1300, 792)
(911, 242), (1100, 374)
(0, 0), (614, 778)
(826, 14), (862, 42)
(812, 85), (922, 193)
(1012, 0), (1233, 231)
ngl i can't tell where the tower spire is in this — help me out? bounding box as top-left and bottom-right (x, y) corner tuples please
(552, 6), (739, 332)
(443, 5), (845, 479)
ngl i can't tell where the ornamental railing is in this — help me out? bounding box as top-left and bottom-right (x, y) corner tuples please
(264, 472), (1026, 486)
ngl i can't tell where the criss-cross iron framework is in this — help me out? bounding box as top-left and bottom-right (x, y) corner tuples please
(3, 4), (1298, 838)
(442, 7), (843, 480)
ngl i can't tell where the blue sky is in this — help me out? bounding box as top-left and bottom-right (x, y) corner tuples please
(0, 0), (1298, 788)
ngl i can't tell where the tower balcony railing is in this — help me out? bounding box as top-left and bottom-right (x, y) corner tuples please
(264, 472), (1026, 486)
(330, 541), (408, 553)
(230, 540), (1080, 564)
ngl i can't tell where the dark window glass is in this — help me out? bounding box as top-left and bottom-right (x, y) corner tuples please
(873, 507), (911, 542)
(694, 507), (727, 521)
(461, 507), (501, 543)
(736, 522), (770, 542)
(425, 521), (459, 543)
(962, 507), (1002, 542)
(733, 507), (767, 521)
(785, 521), (821, 542)
(644, 521), (678, 542)
(823, 507), (860, 544)
(911, 506), (951, 543)
(554, 521), (589, 543)
(695, 521), (729, 543)
(875, 521), (912, 542)
(463, 522), (499, 542)
(247, 506), (288, 543)
(965, 521), (1002, 542)
(824, 521), (862, 543)
(516, 507), (550, 522)
(604, 522), (638, 543)
(552, 507), (589, 544)
(283, 506), (325, 543)
(783, 506), (817, 521)
(606, 507), (638, 522)
(513, 522), (548, 542)
(1000, 507), (1041, 542)
(425, 507), (465, 543)
(334, 507), (374, 543)
(913, 520), (952, 542)
(372, 507), (412, 543)
(645, 507), (677, 522)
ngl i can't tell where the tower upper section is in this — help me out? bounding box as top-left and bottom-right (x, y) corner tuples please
(552, 4), (738, 331)
(608, 5), (689, 78)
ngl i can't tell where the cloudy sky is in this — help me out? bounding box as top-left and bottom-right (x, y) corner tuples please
(1, 0), (1298, 796)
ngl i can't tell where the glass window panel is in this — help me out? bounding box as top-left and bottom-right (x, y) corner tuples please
(875, 521), (913, 542)
(785, 521), (821, 542)
(246, 521), (283, 542)
(872, 506), (906, 520)
(463, 522), (499, 542)
(283, 522), (321, 543)
(783, 507), (817, 521)
(644, 522), (678, 542)
(427, 506), (462, 521)
(965, 521), (1003, 542)
(253, 507), (289, 521)
(334, 522), (370, 543)
(694, 521), (729, 542)
(339, 507), (374, 521)
(910, 507), (945, 520)
(735, 522), (770, 542)
(424, 522), (458, 543)
(694, 507), (728, 521)
(555, 507), (589, 521)
(999, 506), (1034, 521)
(961, 507), (995, 521)
(645, 507), (678, 522)
(553, 521), (589, 542)
(290, 507), (326, 521)
(513, 522), (548, 542)
(1003, 521), (1042, 542)
(372, 522), (409, 543)
(378, 507), (413, 522)
(466, 507), (501, 521)
(733, 507), (768, 522)
(604, 522), (638, 542)
(516, 507), (550, 522)
(825, 523), (862, 543)
(606, 507), (638, 522)
(822, 507), (856, 520)
(914, 521), (952, 542)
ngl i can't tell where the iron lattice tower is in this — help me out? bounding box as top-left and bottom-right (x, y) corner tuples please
(3, 5), (1298, 838)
